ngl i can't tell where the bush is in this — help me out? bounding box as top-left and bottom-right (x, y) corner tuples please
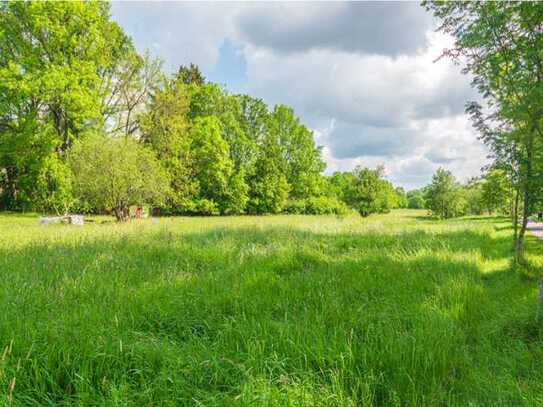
(284, 199), (306, 214)
(285, 196), (349, 215)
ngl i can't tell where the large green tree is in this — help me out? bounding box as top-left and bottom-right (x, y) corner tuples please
(0, 1), (132, 210)
(349, 166), (398, 216)
(330, 166), (398, 216)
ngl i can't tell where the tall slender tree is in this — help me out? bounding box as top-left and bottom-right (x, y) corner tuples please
(425, 1), (543, 260)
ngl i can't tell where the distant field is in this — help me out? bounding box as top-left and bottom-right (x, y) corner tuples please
(2, 210), (543, 405)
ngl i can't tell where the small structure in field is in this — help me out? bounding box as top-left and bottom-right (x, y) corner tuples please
(129, 205), (150, 219)
(39, 215), (84, 225)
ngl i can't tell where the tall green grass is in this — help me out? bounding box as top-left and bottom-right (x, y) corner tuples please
(1, 210), (542, 405)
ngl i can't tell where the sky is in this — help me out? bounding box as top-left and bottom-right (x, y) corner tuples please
(110, 1), (489, 190)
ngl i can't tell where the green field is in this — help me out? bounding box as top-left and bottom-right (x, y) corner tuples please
(1, 210), (543, 405)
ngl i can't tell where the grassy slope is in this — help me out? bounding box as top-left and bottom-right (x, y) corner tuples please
(1, 210), (543, 406)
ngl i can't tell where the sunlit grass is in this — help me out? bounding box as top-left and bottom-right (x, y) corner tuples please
(1, 210), (542, 405)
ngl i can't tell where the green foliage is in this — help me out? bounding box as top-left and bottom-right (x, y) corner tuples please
(481, 170), (510, 214)
(0, 1), (134, 210)
(0, 121), (63, 210)
(327, 167), (399, 216)
(463, 180), (485, 216)
(139, 79), (194, 213)
(69, 134), (169, 221)
(34, 154), (74, 215)
(187, 83), (229, 121)
(395, 187), (408, 209)
(425, 1), (543, 257)
(184, 85), (328, 214)
(248, 131), (290, 214)
(268, 105), (326, 199)
(223, 168), (250, 215)
(190, 198), (219, 216)
(190, 116), (235, 214)
(0, 3), (409, 219)
(407, 190), (426, 209)
(285, 196), (349, 215)
(175, 63), (206, 86)
(349, 166), (397, 216)
(234, 94), (269, 173)
(424, 168), (466, 219)
(328, 172), (356, 203)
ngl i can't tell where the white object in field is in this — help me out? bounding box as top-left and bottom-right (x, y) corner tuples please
(38, 215), (84, 225)
(39, 216), (62, 225)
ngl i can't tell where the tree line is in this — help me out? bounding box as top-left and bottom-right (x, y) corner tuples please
(0, 2), (407, 221)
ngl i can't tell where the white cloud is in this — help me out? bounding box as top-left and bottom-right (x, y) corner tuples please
(111, 2), (239, 71)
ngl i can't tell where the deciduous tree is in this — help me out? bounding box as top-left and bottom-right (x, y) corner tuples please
(69, 134), (169, 221)
(424, 168), (466, 219)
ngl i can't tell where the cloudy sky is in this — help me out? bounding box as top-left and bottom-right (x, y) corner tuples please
(110, 1), (489, 190)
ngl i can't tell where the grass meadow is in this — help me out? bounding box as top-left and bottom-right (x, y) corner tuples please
(1, 210), (543, 405)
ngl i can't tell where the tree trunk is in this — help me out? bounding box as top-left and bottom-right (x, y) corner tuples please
(513, 186), (519, 243)
(515, 203), (529, 264)
(113, 206), (129, 222)
(514, 131), (534, 264)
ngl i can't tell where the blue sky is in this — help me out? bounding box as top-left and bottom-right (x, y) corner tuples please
(207, 40), (248, 93)
(111, 1), (488, 190)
